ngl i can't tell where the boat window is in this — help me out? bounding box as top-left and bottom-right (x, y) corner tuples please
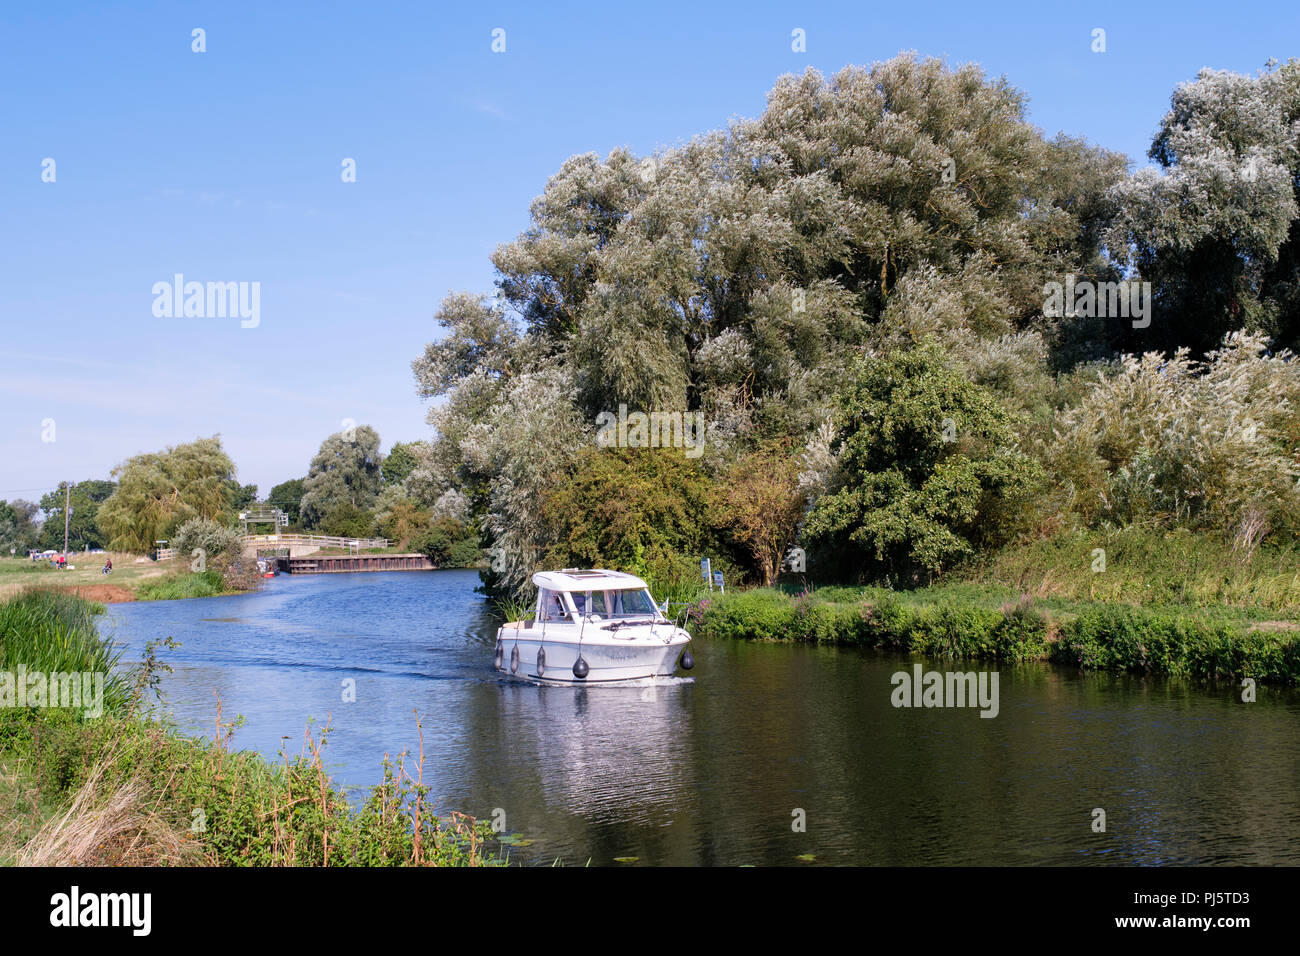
(587, 591), (609, 617)
(608, 588), (657, 618)
(537, 588), (572, 623)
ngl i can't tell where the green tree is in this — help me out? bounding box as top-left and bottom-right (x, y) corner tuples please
(1109, 60), (1300, 355)
(36, 480), (116, 551)
(0, 500), (41, 554)
(96, 437), (238, 553)
(538, 449), (734, 585)
(415, 55), (1125, 594)
(230, 482), (259, 511)
(381, 441), (425, 485)
(318, 502), (376, 539)
(805, 344), (1042, 582)
(710, 443), (809, 585)
(373, 486), (431, 547)
(299, 426), (384, 529)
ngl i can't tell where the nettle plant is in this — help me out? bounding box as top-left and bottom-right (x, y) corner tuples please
(1052, 332), (1300, 537)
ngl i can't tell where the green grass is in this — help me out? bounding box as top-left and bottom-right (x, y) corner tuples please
(962, 527), (1300, 616)
(0, 589), (132, 713)
(134, 570), (227, 601)
(0, 759), (61, 866)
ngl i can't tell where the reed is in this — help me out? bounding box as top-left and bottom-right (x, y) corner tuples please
(0, 588), (131, 713)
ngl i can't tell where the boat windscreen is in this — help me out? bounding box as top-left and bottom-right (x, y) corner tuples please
(606, 588), (658, 617)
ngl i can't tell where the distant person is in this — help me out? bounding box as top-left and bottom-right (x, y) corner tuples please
(102, 557), (112, 575)
(57, 554), (67, 570)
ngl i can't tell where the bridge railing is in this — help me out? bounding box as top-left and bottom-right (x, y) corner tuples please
(244, 533), (390, 551)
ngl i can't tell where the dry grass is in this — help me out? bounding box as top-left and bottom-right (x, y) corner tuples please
(17, 755), (207, 867)
(0, 760), (55, 866)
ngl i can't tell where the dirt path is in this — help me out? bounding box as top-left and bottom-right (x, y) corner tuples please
(60, 584), (138, 603)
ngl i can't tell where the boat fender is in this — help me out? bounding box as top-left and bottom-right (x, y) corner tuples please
(536, 646), (546, 677)
(494, 640), (503, 669)
(572, 655), (589, 679)
(680, 648), (695, 670)
(510, 645), (520, 675)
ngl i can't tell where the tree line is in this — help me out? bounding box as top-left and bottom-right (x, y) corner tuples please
(406, 54), (1300, 597)
(1, 431), (479, 569)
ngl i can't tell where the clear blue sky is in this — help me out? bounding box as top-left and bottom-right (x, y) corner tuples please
(1, 0), (1296, 502)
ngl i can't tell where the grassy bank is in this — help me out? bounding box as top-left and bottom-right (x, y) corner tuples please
(0, 556), (255, 604)
(691, 531), (1300, 684)
(0, 553), (170, 603)
(965, 528), (1300, 615)
(692, 587), (1300, 682)
(0, 590), (501, 866)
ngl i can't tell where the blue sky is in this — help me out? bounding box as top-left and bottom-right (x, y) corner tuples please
(2, 0), (1296, 502)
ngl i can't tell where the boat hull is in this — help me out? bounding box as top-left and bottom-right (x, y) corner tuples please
(494, 628), (690, 683)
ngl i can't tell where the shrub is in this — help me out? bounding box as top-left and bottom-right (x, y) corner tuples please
(692, 590), (797, 641)
(409, 527), (452, 564)
(446, 537), (482, 568)
(805, 343), (1043, 583)
(991, 600), (1050, 662)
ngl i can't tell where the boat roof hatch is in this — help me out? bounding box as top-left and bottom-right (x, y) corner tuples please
(532, 569), (650, 593)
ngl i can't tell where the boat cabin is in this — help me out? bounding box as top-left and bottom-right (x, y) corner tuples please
(532, 569), (665, 624)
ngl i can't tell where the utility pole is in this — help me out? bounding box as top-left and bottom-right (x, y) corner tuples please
(63, 481), (72, 556)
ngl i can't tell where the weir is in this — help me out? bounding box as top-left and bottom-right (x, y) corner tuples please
(281, 553), (436, 574)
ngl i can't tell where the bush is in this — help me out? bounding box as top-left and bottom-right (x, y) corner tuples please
(446, 537), (482, 568)
(319, 502), (377, 539)
(805, 343), (1043, 583)
(169, 517), (260, 591)
(991, 600), (1050, 662)
(692, 590), (798, 641)
(409, 527), (451, 564)
(1051, 605), (1300, 682)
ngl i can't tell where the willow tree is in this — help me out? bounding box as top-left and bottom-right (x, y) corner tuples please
(96, 437), (237, 552)
(298, 425), (384, 530)
(1108, 59), (1300, 356)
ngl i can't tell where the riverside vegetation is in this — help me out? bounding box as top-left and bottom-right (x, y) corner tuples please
(690, 528), (1300, 684)
(0, 590), (500, 866)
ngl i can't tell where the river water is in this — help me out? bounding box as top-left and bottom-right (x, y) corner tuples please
(102, 569), (1300, 866)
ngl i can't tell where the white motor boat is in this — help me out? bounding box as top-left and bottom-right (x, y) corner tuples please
(494, 569), (694, 683)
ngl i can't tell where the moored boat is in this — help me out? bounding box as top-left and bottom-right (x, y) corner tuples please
(494, 569), (694, 683)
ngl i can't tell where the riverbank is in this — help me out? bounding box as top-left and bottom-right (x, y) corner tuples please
(0, 556), (263, 604)
(0, 554), (172, 603)
(693, 590), (1300, 684)
(691, 530), (1300, 684)
(0, 590), (501, 866)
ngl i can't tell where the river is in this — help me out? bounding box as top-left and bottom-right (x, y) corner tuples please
(102, 569), (1300, 866)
